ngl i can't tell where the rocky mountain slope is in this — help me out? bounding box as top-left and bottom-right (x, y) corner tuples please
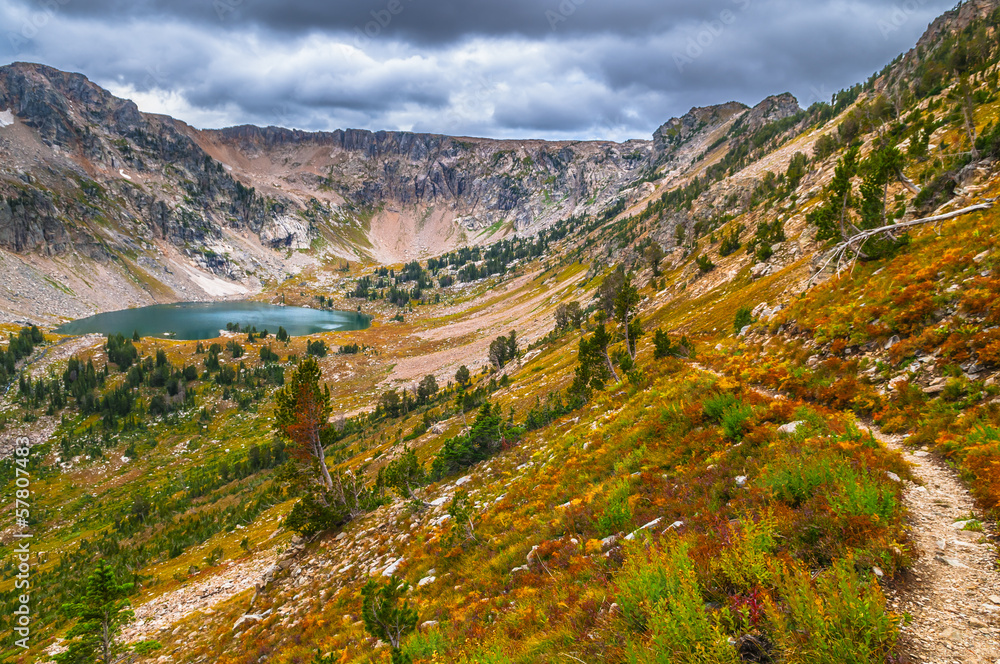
(0, 61), (806, 323)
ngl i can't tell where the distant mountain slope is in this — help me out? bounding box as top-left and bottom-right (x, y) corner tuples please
(0, 61), (803, 322)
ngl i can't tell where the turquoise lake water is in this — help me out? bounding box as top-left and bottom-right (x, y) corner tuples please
(54, 301), (371, 340)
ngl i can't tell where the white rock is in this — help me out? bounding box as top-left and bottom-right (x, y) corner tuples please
(430, 496), (449, 507)
(777, 421), (805, 434)
(232, 613), (264, 631)
(937, 557), (968, 569)
(734, 476), (748, 487)
(871, 566), (883, 578)
(418, 576), (436, 587)
(885, 472), (901, 483)
(455, 475), (472, 486)
(639, 518), (662, 531)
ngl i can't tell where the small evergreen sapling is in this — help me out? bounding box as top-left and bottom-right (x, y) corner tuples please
(361, 576), (418, 664)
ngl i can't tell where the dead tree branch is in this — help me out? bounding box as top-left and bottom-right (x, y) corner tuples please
(810, 202), (993, 284)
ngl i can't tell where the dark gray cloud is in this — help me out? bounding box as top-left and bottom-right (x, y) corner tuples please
(0, 0), (958, 141)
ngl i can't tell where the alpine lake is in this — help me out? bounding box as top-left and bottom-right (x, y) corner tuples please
(54, 301), (371, 340)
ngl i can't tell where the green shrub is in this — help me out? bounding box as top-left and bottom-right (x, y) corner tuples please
(361, 576), (419, 664)
(402, 624), (449, 660)
(619, 541), (739, 663)
(284, 491), (351, 537)
(827, 467), (896, 525)
(702, 393), (753, 441)
(761, 451), (896, 524)
(718, 226), (742, 257)
(653, 330), (695, 359)
(760, 451), (843, 507)
(713, 514), (776, 592)
(721, 403), (754, 441)
(703, 393), (739, 423)
(767, 558), (897, 663)
(597, 478), (633, 537)
(734, 305), (754, 333)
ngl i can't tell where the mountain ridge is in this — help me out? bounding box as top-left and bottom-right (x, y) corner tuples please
(0, 60), (806, 323)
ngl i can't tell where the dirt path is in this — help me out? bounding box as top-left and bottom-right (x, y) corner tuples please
(694, 364), (1000, 662)
(864, 424), (1000, 664)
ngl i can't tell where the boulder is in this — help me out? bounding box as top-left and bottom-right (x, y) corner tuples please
(923, 377), (948, 395)
(777, 421), (805, 435)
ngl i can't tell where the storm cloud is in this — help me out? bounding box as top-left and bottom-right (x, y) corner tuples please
(0, 0), (956, 140)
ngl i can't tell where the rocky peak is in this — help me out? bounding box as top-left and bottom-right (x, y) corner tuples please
(652, 101), (747, 157)
(735, 93), (802, 134)
(0, 62), (143, 147)
(885, 0), (999, 89)
(917, 0), (999, 49)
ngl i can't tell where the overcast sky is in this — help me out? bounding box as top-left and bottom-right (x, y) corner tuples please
(0, 0), (956, 141)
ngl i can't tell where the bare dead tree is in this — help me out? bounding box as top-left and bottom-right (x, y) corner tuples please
(810, 202), (993, 283)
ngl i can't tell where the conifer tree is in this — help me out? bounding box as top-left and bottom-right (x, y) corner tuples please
(275, 357), (334, 494)
(55, 561), (134, 664)
(361, 576), (418, 664)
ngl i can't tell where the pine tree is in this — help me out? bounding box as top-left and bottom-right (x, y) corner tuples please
(275, 357), (334, 494)
(613, 275), (642, 361)
(55, 561), (134, 664)
(361, 576), (418, 664)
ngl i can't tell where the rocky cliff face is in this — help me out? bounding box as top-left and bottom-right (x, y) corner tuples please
(733, 93), (802, 133)
(0, 63), (655, 263)
(652, 102), (748, 162)
(202, 124), (654, 239)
